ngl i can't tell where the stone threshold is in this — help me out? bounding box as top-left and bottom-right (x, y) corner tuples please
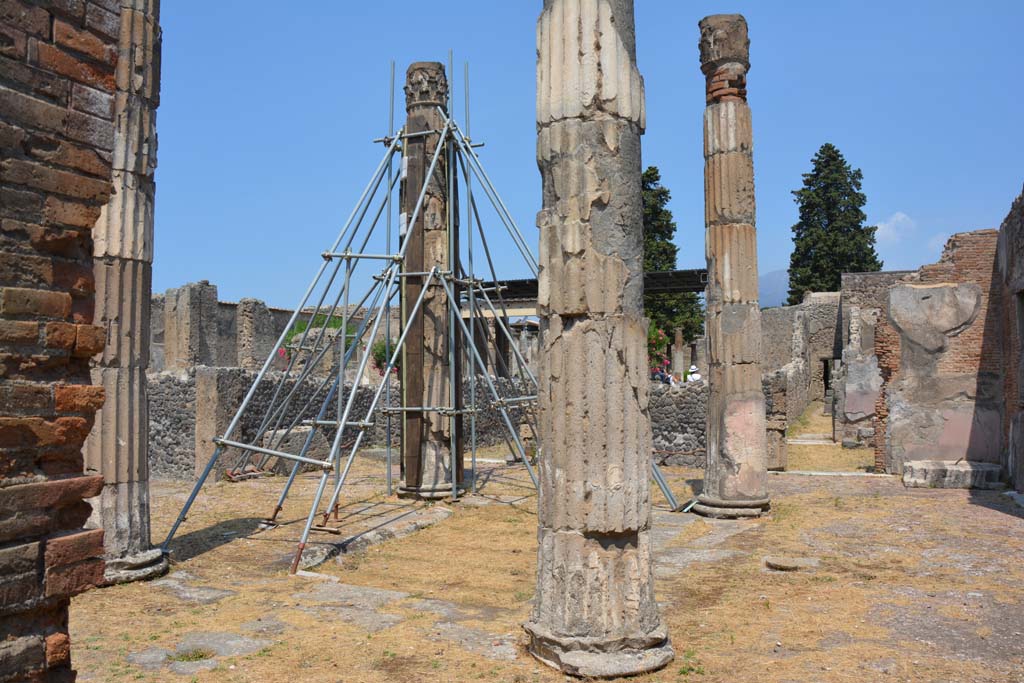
(770, 470), (894, 478)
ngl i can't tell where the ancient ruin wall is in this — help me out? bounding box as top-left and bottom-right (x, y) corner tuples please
(874, 230), (1003, 473)
(156, 281), (294, 372)
(840, 271), (916, 315)
(996, 185), (1024, 491)
(148, 369), (196, 479)
(0, 0), (122, 677)
(650, 381), (707, 468)
(832, 271), (914, 450)
(148, 371), (533, 480)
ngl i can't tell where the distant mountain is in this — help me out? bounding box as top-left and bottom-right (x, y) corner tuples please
(759, 269), (789, 308)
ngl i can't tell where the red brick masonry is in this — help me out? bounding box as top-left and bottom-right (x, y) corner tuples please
(1, 0), (120, 680)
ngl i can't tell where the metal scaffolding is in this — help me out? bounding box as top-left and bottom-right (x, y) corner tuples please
(161, 61), (542, 573)
(161, 60), (684, 573)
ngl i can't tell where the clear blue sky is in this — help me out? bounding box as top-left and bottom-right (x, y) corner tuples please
(155, 1), (1024, 309)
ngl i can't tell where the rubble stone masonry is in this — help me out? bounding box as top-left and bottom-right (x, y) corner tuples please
(0, 0), (122, 679)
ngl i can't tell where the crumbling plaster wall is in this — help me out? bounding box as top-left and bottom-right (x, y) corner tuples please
(874, 230), (1003, 474)
(832, 272), (912, 448)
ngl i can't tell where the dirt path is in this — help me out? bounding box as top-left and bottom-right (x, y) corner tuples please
(786, 402), (874, 472)
(71, 459), (1024, 682)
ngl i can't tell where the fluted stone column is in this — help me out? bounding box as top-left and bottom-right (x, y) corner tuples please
(398, 62), (463, 499)
(84, 0), (167, 583)
(524, 1), (673, 677)
(692, 14), (771, 519)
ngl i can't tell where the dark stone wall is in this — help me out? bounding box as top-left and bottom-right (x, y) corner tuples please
(997, 184), (1024, 491)
(649, 381), (707, 468)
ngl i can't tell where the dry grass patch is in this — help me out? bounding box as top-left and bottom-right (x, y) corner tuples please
(786, 443), (874, 472)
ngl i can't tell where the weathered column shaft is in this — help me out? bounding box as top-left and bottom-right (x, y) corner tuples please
(83, 0), (167, 582)
(399, 62), (463, 498)
(694, 14), (770, 518)
(525, 1), (672, 677)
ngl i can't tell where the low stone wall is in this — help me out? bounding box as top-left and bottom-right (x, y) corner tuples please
(148, 370), (533, 480)
(649, 381), (707, 468)
(149, 370), (198, 479)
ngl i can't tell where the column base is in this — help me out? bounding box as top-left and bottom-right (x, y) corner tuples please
(691, 494), (770, 519)
(103, 547), (169, 585)
(524, 624), (674, 679)
(397, 484), (465, 500)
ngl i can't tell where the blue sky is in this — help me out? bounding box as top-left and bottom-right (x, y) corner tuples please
(155, 1), (1024, 309)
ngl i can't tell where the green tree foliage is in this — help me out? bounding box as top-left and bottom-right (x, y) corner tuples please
(642, 166), (704, 342)
(787, 144), (883, 304)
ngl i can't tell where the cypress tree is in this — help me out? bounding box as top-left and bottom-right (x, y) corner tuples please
(642, 166), (703, 342)
(787, 144), (882, 304)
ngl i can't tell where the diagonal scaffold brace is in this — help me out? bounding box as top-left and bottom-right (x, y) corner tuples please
(160, 58), (683, 571)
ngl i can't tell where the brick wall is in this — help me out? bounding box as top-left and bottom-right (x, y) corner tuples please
(0, 0), (119, 679)
(914, 231), (1002, 378)
(997, 185), (1024, 490)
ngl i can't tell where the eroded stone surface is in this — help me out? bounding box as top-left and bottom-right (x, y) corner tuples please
(126, 648), (171, 671)
(398, 61), (464, 499)
(526, 1), (671, 676)
(82, 0), (166, 586)
(154, 575), (236, 604)
(175, 632), (270, 658)
(696, 13), (770, 519)
(293, 579), (408, 610)
(903, 460), (1004, 489)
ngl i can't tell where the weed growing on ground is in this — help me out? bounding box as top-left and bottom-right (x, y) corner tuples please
(678, 649), (706, 676)
(168, 648), (214, 662)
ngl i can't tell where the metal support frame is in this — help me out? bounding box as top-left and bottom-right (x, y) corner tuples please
(161, 61), (552, 573)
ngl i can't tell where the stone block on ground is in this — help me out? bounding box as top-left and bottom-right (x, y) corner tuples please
(764, 555), (820, 572)
(902, 460), (1003, 489)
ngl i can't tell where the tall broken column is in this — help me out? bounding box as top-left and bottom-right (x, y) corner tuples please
(693, 14), (771, 519)
(524, 1), (673, 677)
(84, 0), (168, 582)
(398, 62), (463, 499)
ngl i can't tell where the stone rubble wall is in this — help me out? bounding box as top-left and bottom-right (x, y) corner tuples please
(0, 0), (124, 678)
(762, 308), (812, 469)
(649, 381), (707, 468)
(147, 369), (534, 480)
(148, 369), (196, 479)
(761, 293), (840, 406)
(146, 369), (738, 479)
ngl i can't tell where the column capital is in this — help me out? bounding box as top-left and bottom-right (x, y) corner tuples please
(698, 14), (749, 104)
(404, 62), (448, 113)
